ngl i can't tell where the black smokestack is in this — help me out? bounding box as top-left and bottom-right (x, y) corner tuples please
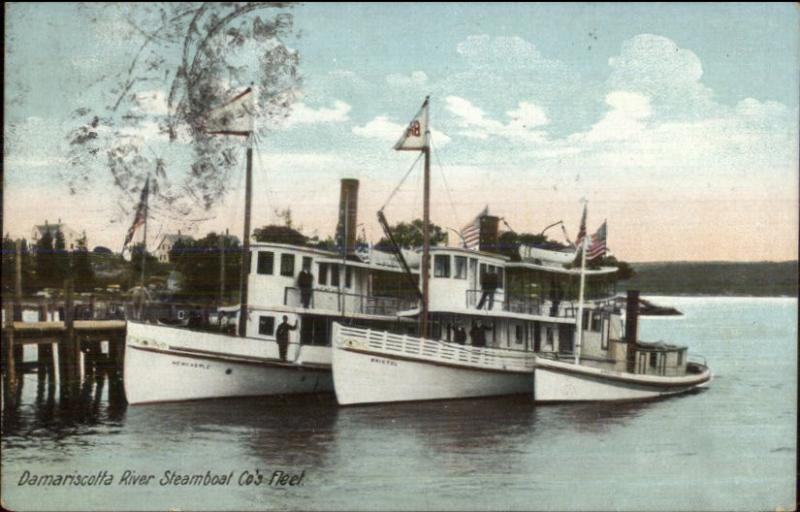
(335, 179), (359, 255)
(479, 215), (500, 253)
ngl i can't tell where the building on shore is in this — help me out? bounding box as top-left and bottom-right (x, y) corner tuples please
(31, 219), (84, 250)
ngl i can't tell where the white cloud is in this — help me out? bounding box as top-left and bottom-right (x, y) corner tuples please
(608, 34), (717, 118)
(577, 91), (652, 143)
(285, 100), (351, 126)
(457, 35), (544, 68)
(506, 101), (549, 129)
(445, 96), (549, 143)
(352, 115), (405, 142)
(386, 71), (428, 87)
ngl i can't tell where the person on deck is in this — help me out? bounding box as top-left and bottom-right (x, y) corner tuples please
(476, 269), (499, 310)
(469, 320), (492, 347)
(297, 266), (314, 308)
(454, 325), (467, 345)
(275, 315), (298, 361)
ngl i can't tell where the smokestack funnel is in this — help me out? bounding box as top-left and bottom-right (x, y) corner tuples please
(336, 179), (359, 255)
(479, 215), (500, 253)
(625, 290), (640, 371)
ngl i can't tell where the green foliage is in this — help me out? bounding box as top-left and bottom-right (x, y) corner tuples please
(253, 225), (307, 245)
(2, 235), (35, 296)
(128, 242), (160, 288)
(72, 235), (95, 292)
(169, 232), (241, 302)
(375, 219), (447, 250)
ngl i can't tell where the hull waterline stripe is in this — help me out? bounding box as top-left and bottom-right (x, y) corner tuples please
(128, 344), (330, 372)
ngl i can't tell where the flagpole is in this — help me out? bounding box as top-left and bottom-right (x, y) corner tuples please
(574, 233), (588, 365)
(140, 177), (149, 290)
(238, 143), (253, 338)
(421, 125), (431, 340)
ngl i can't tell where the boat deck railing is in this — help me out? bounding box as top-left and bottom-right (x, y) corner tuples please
(464, 290), (591, 319)
(284, 287), (417, 316)
(337, 324), (537, 373)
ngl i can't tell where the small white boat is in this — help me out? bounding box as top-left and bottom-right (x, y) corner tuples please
(533, 288), (712, 402)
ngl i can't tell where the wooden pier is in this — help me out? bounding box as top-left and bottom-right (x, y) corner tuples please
(1, 286), (127, 410)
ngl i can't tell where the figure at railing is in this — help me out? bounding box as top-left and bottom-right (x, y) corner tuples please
(476, 270), (499, 310)
(469, 320), (491, 347)
(297, 266), (314, 309)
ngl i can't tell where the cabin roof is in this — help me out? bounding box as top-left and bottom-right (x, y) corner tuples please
(506, 260), (618, 276)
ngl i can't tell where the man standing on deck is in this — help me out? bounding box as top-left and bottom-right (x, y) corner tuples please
(275, 315), (298, 361)
(297, 265), (314, 308)
(476, 269), (499, 310)
(469, 320), (491, 347)
(454, 324), (467, 344)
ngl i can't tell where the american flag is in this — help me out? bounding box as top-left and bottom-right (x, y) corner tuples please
(460, 206), (488, 250)
(123, 177), (149, 250)
(587, 221), (607, 260)
(574, 204), (587, 248)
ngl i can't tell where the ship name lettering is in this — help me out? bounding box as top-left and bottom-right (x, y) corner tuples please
(370, 357), (397, 367)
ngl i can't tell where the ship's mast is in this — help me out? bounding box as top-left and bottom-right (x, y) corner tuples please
(238, 144), (253, 337)
(574, 229), (588, 365)
(421, 138), (431, 339)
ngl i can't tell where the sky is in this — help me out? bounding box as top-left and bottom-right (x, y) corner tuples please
(4, 2), (799, 262)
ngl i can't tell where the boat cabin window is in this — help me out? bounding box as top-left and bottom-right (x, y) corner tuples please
(515, 325), (523, 344)
(345, 267), (353, 288)
(258, 316), (275, 336)
(677, 350), (684, 365)
(319, 263), (329, 285)
(330, 264), (340, 287)
(649, 352), (658, 369)
(591, 313), (602, 332)
(280, 254), (295, 277)
(257, 251), (274, 275)
(454, 256), (467, 279)
(582, 311), (590, 330)
(496, 268), (504, 289)
(302, 256), (312, 272)
(434, 255), (451, 278)
(300, 316), (330, 346)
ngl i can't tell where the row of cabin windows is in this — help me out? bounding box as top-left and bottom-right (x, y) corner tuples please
(581, 311), (604, 332)
(257, 251), (356, 288)
(432, 255), (504, 288)
(256, 251), (299, 277)
(318, 263), (353, 288)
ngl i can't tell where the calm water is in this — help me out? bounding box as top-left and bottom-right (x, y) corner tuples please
(2, 297), (796, 511)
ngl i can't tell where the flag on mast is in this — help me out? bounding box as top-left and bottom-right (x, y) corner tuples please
(123, 177), (149, 251)
(204, 87), (255, 136)
(587, 221), (607, 260)
(574, 203), (587, 249)
(394, 96), (429, 151)
(460, 206), (488, 250)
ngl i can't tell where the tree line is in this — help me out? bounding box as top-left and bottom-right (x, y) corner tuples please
(2, 230), (95, 295)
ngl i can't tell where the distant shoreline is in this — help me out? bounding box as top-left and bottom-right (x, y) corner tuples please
(620, 261), (797, 298)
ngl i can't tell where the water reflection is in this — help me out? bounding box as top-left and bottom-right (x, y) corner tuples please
(126, 394), (339, 468)
(1, 371), (128, 447)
